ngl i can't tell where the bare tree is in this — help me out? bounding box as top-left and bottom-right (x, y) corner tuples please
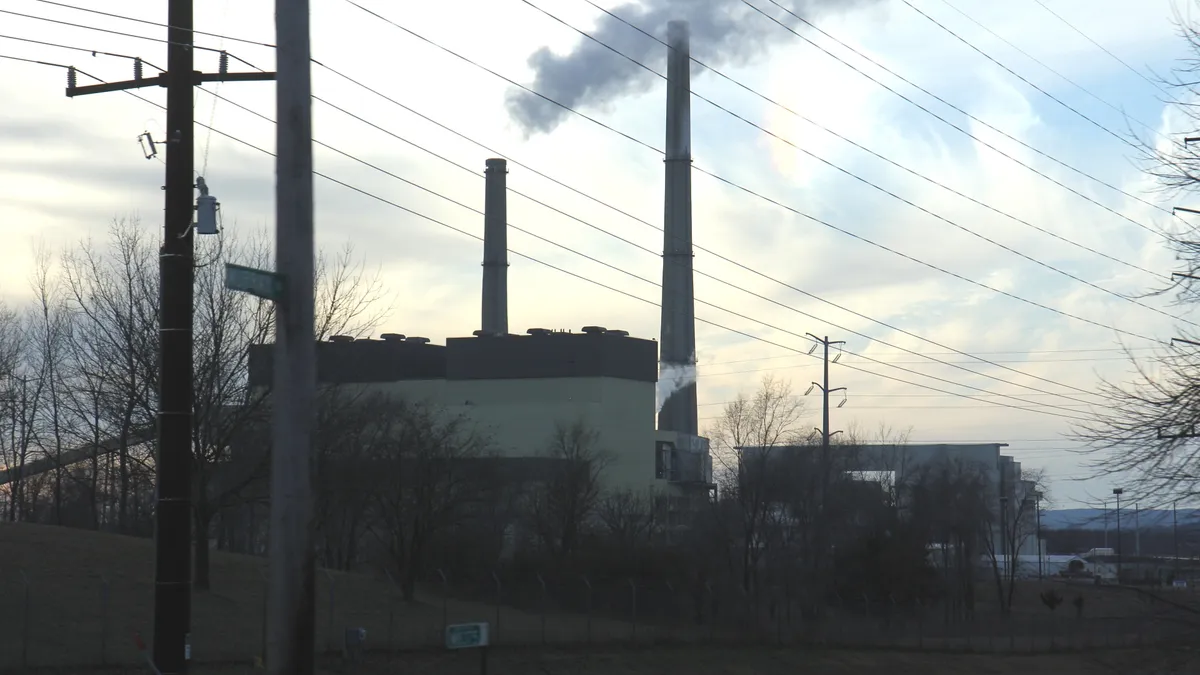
(596, 489), (656, 550)
(28, 244), (73, 524)
(60, 219), (158, 532)
(365, 395), (492, 601)
(1074, 10), (1200, 502)
(706, 374), (806, 593)
(527, 418), (611, 564)
(979, 467), (1048, 614)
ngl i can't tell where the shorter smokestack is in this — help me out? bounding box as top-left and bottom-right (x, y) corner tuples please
(482, 158), (509, 336)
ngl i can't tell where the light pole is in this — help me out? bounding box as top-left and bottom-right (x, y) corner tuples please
(1000, 495), (1010, 580)
(1113, 488), (1124, 582)
(1034, 491), (1044, 580)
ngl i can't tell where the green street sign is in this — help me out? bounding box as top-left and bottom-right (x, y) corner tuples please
(445, 622), (489, 649)
(224, 263), (284, 302)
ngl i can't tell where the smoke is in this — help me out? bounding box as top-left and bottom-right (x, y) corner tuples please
(656, 358), (698, 413)
(507, 0), (875, 136)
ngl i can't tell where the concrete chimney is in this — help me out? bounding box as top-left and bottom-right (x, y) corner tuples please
(482, 158), (509, 336)
(658, 20), (698, 436)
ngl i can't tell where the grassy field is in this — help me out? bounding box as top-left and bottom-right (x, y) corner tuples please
(1, 522), (1197, 673)
(26, 647), (1200, 674)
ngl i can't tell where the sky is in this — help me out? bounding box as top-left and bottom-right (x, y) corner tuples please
(0, 0), (1196, 510)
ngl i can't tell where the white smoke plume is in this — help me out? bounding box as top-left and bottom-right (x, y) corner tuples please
(507, 0), (878, 136)
(656, 358), (698, 413)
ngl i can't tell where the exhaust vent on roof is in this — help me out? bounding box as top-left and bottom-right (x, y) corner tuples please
(608, 329), (629, 337)
(581, 325), (607, 335)
(405, 336), (430, 344)
(379, 333), (406, 341)
(329, 335), (354, 343)
(527, 328), (552, 336)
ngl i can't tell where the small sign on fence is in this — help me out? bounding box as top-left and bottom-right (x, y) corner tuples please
(446, 622), (489, 650)
(1173, 579), (1188, 588)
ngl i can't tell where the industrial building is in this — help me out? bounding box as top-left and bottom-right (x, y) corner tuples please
(246, 328), (715, 510)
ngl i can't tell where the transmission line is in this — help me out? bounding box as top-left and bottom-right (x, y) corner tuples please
(521, 0), (1186, 328)
(749, 0), (1177, 237)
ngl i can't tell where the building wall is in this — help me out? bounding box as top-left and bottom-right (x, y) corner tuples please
(366, 376), (667, 496)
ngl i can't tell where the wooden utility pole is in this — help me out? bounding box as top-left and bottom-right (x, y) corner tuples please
(64, 3), (274, 670)
(269, 1), (317, 673)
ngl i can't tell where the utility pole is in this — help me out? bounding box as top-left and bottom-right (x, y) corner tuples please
(63, 5), (274, 671)
(269, 0), (316, 673)
(805, 333), (845, 575)
(806, 334), (847, 453)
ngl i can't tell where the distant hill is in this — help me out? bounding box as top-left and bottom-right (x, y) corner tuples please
(1042, 508), (1200, 531)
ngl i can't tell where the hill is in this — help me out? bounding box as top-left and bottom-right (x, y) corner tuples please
(1042, 508), (1200, 531)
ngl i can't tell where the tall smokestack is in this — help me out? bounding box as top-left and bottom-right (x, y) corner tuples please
(482, 158), (508, 336)
(658, 20), (698, 435)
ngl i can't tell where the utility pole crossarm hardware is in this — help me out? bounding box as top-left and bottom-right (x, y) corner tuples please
(66, 70), (276, 97)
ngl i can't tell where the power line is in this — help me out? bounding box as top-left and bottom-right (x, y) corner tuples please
(576, 0), (1164, 282)
(9, 29), (1114, 407)
(750, 0), (1176, 238)
(0, 8), (259, 66)
(306, 59), (1123, 402)
(900, 0), (1141, 152)
(935, 0), (1168, 142)
(31, 0), (277, 49)
(1029, 0), (1179, 99)
(19, 9), (1164, 396)
(18, 52), (1096, 421)
(702, 345), (1157, 366)
(523, 0), (1186, 330)
(197, 84), (1103, 418)
(336, 0), (1163, 347)
(0, 51), (71, 68)
(0, 33), (164, 72)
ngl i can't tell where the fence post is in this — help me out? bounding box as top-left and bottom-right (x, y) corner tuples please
(100, 574), (110, 666)
(322, 568), (336, 654)
(384, 570), (397, 664)
(629, 579), (638, 646)
(582, 575), (592, 646)
(705, 582), (714, 643)
(19, 569), (31, 669)
(536, 573), (547, 645)
(257, 567), (268, 666)
(437, 569), (449, 642)
(665, 580), (675, 644)
(492, 571), (502, 645)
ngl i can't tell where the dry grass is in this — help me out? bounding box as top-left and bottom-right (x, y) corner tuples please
(2, 522), (1198, 674)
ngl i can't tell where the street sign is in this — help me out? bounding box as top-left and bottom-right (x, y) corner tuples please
(445, 622), (489, 650)
(224, 263), (284, 302)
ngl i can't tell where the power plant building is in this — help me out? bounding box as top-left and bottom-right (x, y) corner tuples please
(247, 329), (715, 511)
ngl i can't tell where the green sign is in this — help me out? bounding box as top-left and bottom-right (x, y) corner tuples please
(445, 622), (489, 649)
(224, 263), (284, 302)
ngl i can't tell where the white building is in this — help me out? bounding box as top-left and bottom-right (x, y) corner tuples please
(248, 328), (715, 510)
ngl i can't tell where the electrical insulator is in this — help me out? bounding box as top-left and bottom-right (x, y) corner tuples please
(195, 177), (220, 235)
(67, 66), (77, 90)
(134, 57), (143, 81)
(219, 51), (229, 76)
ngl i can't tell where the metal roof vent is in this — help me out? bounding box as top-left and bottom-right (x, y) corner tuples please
(527, 328), (552, 336)
(581, 325), (607, 335)
(608, 329), (629, 337)
(329, 335), (354, 343)
(405, 336), (430, 344)
(472, 330), (503, 337)
(379, 333), (406, 341)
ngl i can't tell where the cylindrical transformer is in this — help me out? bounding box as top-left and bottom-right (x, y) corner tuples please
(196, 194), (219, 234)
